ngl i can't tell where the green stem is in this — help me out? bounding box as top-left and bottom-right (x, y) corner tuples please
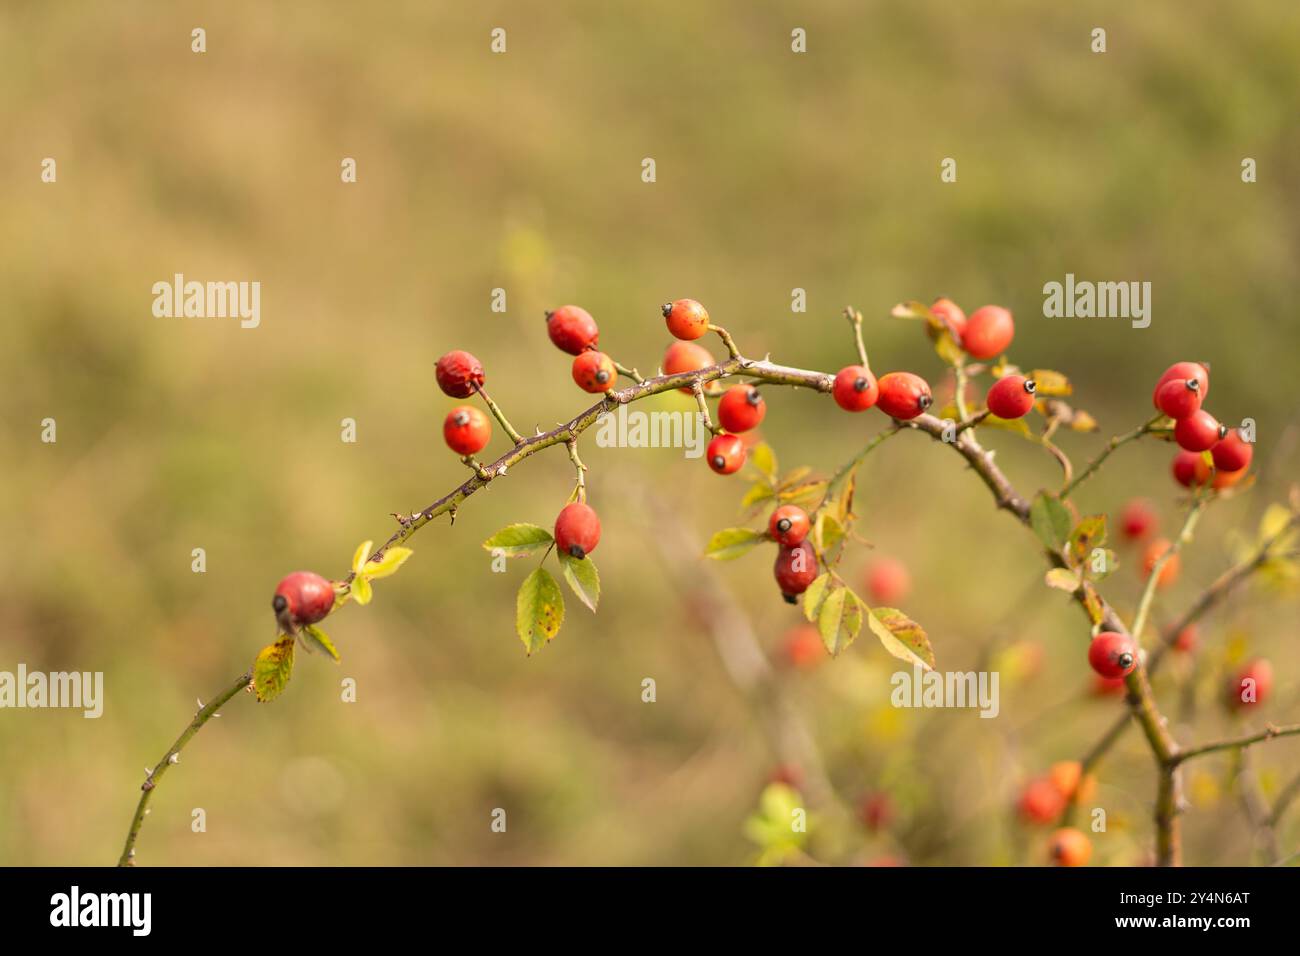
(845, 307), (869, 368)
(1131, 496), (1208, 645)
(566, 439), (588, 502)
(118, 670), (253, 866)
(474, 386), (525, 445)
(1062, 414), (1164, 498)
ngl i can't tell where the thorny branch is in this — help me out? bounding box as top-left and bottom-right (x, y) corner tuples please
(119, 323), (1294, 868)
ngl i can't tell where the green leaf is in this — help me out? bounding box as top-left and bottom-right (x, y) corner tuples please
(704, 527), (767, 560)
(868, 607), (936, 670)
(750, 443), (778, 484)
(1030, 492), (1072, 551)
(516, 567), (564, 654)
(1068, 515), (1108, 567)
(777, 466), (814, 488)
(1044, 567), (1082, 592)
(482, 523), (555, 557)
(559, 553), (600, 613)
(362, 546), (413, 580)
(301, 624), (341, 662)
(743, 782), (809, 864)
(801, 572), (833, 623)
(351, 574), (373, 606)
(817, 586), (863, 656)
(253, 637), (295, 703)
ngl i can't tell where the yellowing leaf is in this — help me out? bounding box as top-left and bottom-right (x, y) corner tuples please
(253, 637), (295, 703)
(1029, 369), (1072, 397)
(363, 546), (413, 580)
(868, 607), (935, 670)
(802, 572), (833, 623)
(741, 481), (776, 510)
(351, 574), (373, 606)
(352, 540), (374, 574)
(301, 624), (340, 662)
(1045, 567), (1082, 592)
(890, 300), (933, 321)
(516, 567), (564, 654)
(750, 443), (778, 484)
(818, 586), (863, 656)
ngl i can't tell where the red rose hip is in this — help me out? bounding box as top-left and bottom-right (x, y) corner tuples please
(1172, 450), (1211, 488)
(273, 571), (335, 634)
(930, 297), (967, 339)
(545, 305), (599, 355)
(554, 502), (601, 559)
(866, 557), (911, 606)
(572, 350), (617, 393)
(1173, 409), (1224, 452)
(1120, 499), (1157, 540)
(1228, 658), (1272, 708)
(443, 405), (491, 455)
(774, 541), (818, 603)
(718, 384), (766, 432)
(435, 350), (485, 398)
(1155, 377), (1204, 420)
(662, 298), (710, 340)
(1088, 631), (1138, 679)
(986, 375), (1037, 420)
(768, 504), (810, 546)
(1211, 429), (1253, 473)
(1152, 361), (1209, 407)
(876, 372), (932, 420)
(962, 305), (1014, 360)
(707, 433), (746, 475)
(832, 365), (879, 412)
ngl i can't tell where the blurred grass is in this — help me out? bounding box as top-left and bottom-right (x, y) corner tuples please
(0, 0), (1297, 865)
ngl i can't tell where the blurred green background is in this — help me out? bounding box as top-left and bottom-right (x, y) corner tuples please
(1, 0), (1297, 866)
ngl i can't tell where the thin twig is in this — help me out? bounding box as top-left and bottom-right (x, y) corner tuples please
(474, 385), (525, 445)
(1173, 723), (1300, 765)
(118, 670), (252, 866)
(1062, 414), (1165, 498)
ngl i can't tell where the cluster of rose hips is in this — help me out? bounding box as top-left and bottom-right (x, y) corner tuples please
(1153, 362), (1254, 490)
(436, 349), (492, 455)
(1014, 761), (1097, 865)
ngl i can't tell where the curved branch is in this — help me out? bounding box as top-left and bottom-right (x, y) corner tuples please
(118, 670), (252, 866)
